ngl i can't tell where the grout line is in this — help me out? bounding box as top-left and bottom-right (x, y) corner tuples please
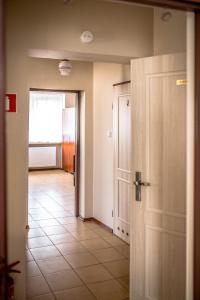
(27, 171), (129, 299)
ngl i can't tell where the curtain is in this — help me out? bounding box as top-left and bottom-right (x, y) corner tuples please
(29, 91), (65, 143)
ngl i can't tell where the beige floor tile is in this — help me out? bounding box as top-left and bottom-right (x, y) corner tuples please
(28, 294), (54, 300)
(87, 279), (129, 300)
(71, 230), (99, 241)
(103, 236), (127, 247)
(26, 261), (42, 277)
(26, 250), (34, 262)
(51, 210), (72, 218)
(26, 275), (50, 298)
(56, 241), (88, 255)
(92, 228), (113, 238)
(28, 228), (45, 238)
(31, 245), (61, 260)
(56, 217), (80, 225)
(37, 256), (71, 274)
(29, 201), (42, 209)
(29, 208), (48, 215)
(92, 247), (124, 263)
(38, 219), (60, 227)
(31, 215), (53, 221)
(28, 236), (53, 249)
(49, 233), (76, 244)
(45, 205), (64, 212)
(84, 222), (101, 230)
(28, 221), (40, 229)
(114, 245), (130, 259)
(117, 276), (130, 291)
(64, 223), (89, 232)
(55, 286), (96, 300)
(45, 269), (83, 292)
(81, 238), (111, 250)
(42, 225), (67, 235)
(75, 264), (112, 284)
(65, 252), (99, 268)
(29, 214), (33, 221)
(103, 259), (129, 278)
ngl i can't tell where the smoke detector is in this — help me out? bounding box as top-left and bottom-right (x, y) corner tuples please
(80, 31), (94, 44)
(161, 11), (172, 22)
(58, 60), (72, 76)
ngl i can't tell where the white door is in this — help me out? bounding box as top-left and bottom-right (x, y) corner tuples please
(113, 83), (131, 243)
(130, 53), (186, 300)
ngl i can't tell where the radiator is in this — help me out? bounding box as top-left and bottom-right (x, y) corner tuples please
(29, 146), (57, 168)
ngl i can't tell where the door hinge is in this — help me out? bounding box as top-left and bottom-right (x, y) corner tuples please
(112, 210), (113, 217)
(112, 103), (113, 110)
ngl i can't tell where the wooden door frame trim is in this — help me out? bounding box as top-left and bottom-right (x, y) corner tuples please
(0, 0), (7, 298)
(194, 11), (200, 300)
(75, 92), (81, 217)
(28, 88), (81, 218)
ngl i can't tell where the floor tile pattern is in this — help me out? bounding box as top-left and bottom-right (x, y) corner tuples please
(26, 170), (130, 300)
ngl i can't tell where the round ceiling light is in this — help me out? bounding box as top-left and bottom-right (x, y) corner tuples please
(80, 31), (94, 44)
(58, 60), (72, 76)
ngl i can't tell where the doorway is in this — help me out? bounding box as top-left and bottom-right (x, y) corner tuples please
(28, 89), (80, 221)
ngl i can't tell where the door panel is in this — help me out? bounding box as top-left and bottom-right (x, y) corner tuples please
(113, 84), (131, 243)
(130, 53), (186, 300)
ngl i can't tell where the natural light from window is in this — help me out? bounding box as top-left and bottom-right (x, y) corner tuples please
(29, 91), (65, 143)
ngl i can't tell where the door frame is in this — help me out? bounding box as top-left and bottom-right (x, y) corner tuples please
(0, 0), (7, 298)
(28, 88), (81, 218)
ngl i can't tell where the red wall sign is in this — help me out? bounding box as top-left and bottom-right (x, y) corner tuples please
(5, 94), (17, 112)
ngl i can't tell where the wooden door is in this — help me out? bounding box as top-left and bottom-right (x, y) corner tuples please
(113, 83), (131, 243)
(0, 0), (7, 298)
(130, 53), (186, 300)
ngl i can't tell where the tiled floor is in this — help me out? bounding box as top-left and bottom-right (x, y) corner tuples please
(26, 170), (130, 300)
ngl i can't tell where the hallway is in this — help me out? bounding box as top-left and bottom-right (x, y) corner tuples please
(26, 170), (129, 300)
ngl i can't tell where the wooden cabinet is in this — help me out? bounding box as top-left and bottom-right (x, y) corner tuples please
(62, 108), (76, 173)
(62, 135), (75, 173)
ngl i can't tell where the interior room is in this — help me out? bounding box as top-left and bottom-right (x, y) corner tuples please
(28, 90), (77, 218)
(3, 0), (195, 299)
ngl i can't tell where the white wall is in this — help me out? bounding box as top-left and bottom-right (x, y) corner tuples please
(154, 8), (186, 55)
(93, 63), (130, 228)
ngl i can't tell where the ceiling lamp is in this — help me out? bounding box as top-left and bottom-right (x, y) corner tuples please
(80, 31), (94, 44)
(58, 60), (72, 76)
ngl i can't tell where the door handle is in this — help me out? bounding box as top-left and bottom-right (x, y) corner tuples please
(133, 172), (150, 201)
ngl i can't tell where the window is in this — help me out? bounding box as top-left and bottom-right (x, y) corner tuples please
(29, 91), (65, 143)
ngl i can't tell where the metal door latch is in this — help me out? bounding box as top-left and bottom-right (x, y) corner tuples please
(133, 171), (150, 201)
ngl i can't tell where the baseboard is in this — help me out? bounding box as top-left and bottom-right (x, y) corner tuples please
(78, 216), (113, 233)
(29, 167), (63, 172)
(78, 216), (94, 222)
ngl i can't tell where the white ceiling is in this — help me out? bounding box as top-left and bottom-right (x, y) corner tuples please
(28, 48), (133, 64)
